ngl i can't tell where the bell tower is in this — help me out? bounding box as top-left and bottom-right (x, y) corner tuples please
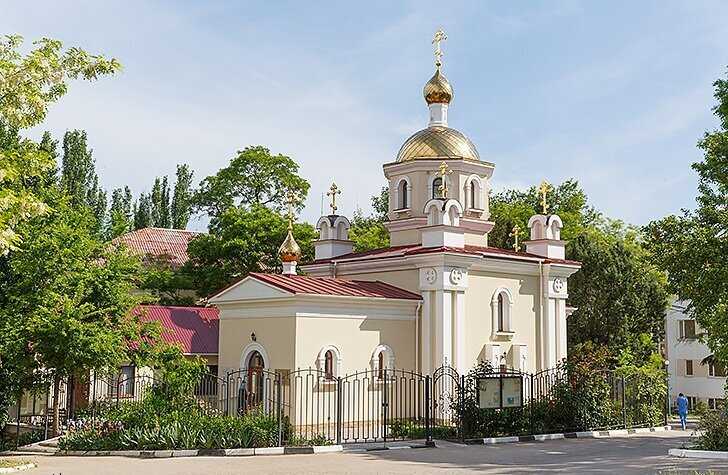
(382, 29), (494, 248)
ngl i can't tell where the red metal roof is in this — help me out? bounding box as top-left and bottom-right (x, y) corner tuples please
(302, 243), (581, 267)
(237, 273), (422, 301)
(134, 305), (219, 355)
(115, 227), (203, 267)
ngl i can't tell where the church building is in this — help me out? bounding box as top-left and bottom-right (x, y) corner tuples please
(209, 32), (581, 380)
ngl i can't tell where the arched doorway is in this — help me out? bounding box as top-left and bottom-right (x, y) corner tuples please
(246, 350), (265, 407)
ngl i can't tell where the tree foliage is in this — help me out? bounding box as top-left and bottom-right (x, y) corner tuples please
(60, 129), (107, 227)
(349, 187), (390, 252)
(647, 68), (728, 364)
(0, 35), (120, 255)
(184, 205), (315, 297)
(194, 146), (310, 220)
(172, 164), (194, 229)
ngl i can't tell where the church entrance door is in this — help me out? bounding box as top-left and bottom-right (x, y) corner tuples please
(246, 350), (265, 407)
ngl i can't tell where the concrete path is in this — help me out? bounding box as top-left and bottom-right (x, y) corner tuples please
(3, 429), (725, 474)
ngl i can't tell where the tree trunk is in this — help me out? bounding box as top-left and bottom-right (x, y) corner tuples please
(52, 375), (61, 437)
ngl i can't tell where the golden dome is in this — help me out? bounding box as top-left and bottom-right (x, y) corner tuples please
(423, 69), (453, 104)
(278, 230), (301, 262)
(396, 126), (480, 162)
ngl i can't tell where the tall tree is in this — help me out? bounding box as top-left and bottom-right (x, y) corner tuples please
(60, 130), (107, 227)
(172, 164), (194, 229)
(133, 193), (152, 230)
(194, 145), (310, 220)
(647, 68), (728, 364)
(107, 186), (133, 238)
(0, 34), (120, 254)
(150, 176), (171, 228)
(184, 205), (316, 297)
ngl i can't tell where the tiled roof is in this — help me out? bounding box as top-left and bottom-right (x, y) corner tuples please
(302, 243), (581, 267)
(134, 305), (219, 355)
(115, 227), (203, 267)
(212, 273), (422, 301)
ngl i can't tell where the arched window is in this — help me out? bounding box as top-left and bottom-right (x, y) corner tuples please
(432, 178), (442, 199)
(371, 344), (395, 379)
(324, 350), (334, 380)
(317, 345), (341, 381)
(470, 182), (477, 209)
(398, 180), (409, 209)
(491, 288), (514, 338)
(497, 293), (506, 331)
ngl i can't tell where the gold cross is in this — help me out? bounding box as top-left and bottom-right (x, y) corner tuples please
(285, 190), (296, 231)
(431, 28), (448, 68)
(509, 224), (522, 252)
(326, 183), (341, 214)
(436, 161), (452, 199)
(537, 180), (554, 214)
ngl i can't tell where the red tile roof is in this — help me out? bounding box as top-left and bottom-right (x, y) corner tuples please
(134, 305), (219, 355)
(302, 243), (581, 267)
(115, 228), (203, 267)
(212, 273), (422, 301)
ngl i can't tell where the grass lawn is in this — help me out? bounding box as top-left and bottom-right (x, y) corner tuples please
(0, 459), (32, 468)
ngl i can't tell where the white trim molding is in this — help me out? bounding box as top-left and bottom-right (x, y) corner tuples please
(316, 344), (342, 378)
(241, 342), (270, 370)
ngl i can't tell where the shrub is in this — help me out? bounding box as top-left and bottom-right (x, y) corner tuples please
(694, 408), (728, 451)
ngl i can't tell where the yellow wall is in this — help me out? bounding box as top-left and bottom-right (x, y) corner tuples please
(218, 315), (296, 372)
(294, 316), (415, 374)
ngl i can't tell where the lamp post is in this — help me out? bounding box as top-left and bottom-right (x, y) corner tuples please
(664, 359), (670, 426)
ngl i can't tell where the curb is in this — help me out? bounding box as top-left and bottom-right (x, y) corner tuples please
(464, 425), (672, 445)
(344, 443), (434, 453)
(668, 448), (728, 460)
(0, 463), (37, 474)
(55, 445), (343, 458)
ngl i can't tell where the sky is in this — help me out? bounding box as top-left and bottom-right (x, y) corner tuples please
(3, 0), (728, 230)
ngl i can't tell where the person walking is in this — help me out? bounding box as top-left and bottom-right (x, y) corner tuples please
(676, 393), (689, 430)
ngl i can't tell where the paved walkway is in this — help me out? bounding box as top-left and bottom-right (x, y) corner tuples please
(4, 429), (725, 474)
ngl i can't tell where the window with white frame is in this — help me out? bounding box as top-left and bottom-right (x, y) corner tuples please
(685, 359), (693, 376)
(709, 361), (725, 377)
(708, 398), (725, 410)
(317, 345), (341, 381)
(687, 396), (697, 409)
(491, 288), (513, 335)
(372, 345), (395, 379)
(678, 319), (697, 339)
(397, 179), (410, 209)
(432, 177), (443, 199)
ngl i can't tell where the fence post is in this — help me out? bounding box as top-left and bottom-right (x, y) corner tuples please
(15, 395), (21, 450)
(382, 369), (388, 445)
(530, 373), (535, 436)
(621, 375), (627, 429)
(459, 374), (465, 442)
(336, 376), (343, 445)
(664, 370), (669, 427)
(424, 375), (432, 446)
(43, 389), (49, 440)
(276, 375), (283, 447)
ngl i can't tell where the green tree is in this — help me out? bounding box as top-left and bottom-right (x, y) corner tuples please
(172, 164), (194, 229)
(133, 192), (152, 229)
(138, 254), (197, 306)
(647, 68), (728, 364)
(349, 187), (390, 252)
(0, 35), (119, 254)
(184, 205), (315, 297)
(567, 234), (668, 363)
(488, 179), (601, 250)
(194, 146), (310, 220)
(0, 190), (151, 435)
(107, 186), (133, 238)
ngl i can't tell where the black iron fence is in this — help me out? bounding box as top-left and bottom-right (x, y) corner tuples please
(7, 364), (666, 447)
